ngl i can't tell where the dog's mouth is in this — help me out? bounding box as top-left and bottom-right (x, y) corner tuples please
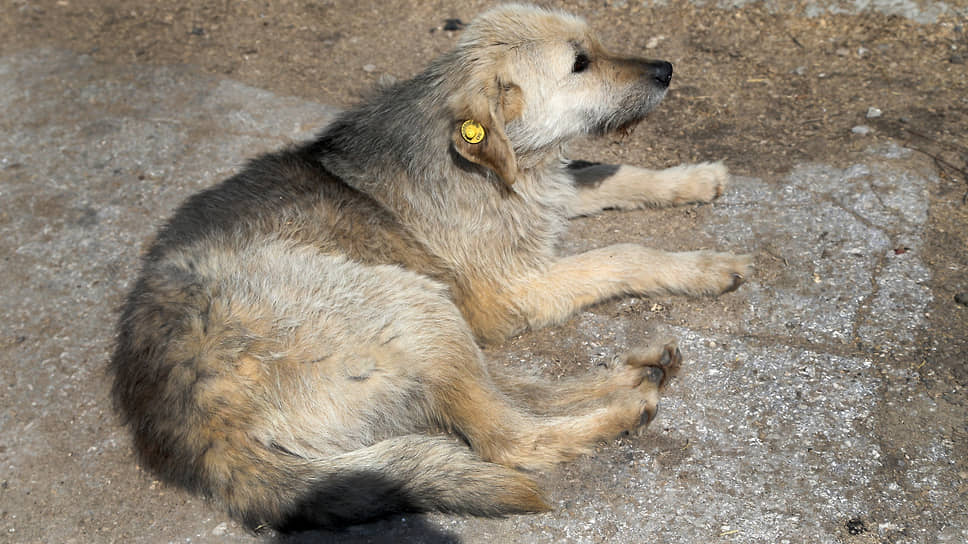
(588, 87), (666, 140)
(594, 115), (644, 139)
(594, 103), (655, 138)
(596, 85), (667, 138)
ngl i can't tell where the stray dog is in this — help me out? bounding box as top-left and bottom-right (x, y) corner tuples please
(110, 4), (751, 531)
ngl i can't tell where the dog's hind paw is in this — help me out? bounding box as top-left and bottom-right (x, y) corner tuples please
(623, 339), (682, 391)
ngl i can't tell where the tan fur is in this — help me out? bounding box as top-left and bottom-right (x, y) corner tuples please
(568, 161), (730, 214)
(110, 4), (751, 531)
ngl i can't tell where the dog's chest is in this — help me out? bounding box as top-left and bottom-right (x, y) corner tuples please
(422, 168), (575, 270)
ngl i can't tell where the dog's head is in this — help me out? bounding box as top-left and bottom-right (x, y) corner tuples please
(448, 4), (672, 187)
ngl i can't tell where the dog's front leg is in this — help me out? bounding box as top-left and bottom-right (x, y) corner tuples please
(510, 244), (752, 330)
(566, 161), (729, 217)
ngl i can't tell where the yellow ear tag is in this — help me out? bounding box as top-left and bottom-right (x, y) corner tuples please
(460, 120), (486, 144)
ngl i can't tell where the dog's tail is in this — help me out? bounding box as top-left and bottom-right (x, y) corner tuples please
(217, 434), (549, 531)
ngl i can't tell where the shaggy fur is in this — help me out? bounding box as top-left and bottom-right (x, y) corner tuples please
(110, 4), (751, 531)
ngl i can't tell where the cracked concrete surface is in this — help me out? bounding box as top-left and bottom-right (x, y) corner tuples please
(1, 4), (966, 543)
(710, 149), (935, 352)
(685, 0), (959, 23)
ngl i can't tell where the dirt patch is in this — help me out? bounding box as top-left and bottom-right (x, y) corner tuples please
(5, 1), (966, 174)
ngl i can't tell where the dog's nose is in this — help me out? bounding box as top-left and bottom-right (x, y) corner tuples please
(651, 61), (673, 87)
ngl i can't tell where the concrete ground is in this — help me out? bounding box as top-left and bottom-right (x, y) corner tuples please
(1, 1), (966, 543)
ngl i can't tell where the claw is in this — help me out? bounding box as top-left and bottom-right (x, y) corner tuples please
(640, 403), (659, 425)
(652, 345), (682, 388)
(724, 272), (745, 293)
(659, 345), (681, 367)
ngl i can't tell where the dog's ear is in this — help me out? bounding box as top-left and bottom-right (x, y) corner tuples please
(451, 80), (522, 187)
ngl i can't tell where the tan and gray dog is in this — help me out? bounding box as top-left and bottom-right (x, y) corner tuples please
(110, 4), (751, 531)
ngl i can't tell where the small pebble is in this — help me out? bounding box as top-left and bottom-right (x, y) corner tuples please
(851, 125), (871, 135)
(954, 293), (968, 306)
(212, 522), (228, 536)
(836, 47), (850, 57)
(377, 74), (398, 87)
(646, 35), (665, 49)
(362, 64), (376, 73)
(866, 107), (882, 118)
(443, 18), (465, 31)
(846, 518), (867, 535)
(792, 65), (807, 75)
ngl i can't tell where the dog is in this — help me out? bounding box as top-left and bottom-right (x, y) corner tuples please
(110, 4), (751, 531)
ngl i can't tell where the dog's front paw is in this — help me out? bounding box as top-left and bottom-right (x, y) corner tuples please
(681, 251), (753, 296)
(670, 161), (729, 204)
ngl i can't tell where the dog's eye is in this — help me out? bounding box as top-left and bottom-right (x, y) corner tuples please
(572, 53), (590, 73)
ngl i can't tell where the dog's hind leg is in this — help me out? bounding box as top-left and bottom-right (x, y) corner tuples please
(503, 244), (751, 333)
(566, 161), (729, 216)
(432, 338), (681, 471)
(488, 338), (681, 416)
(177, 248), (556, 527)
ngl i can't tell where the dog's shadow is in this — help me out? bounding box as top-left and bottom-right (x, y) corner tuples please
(273, 516), (460, 544)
